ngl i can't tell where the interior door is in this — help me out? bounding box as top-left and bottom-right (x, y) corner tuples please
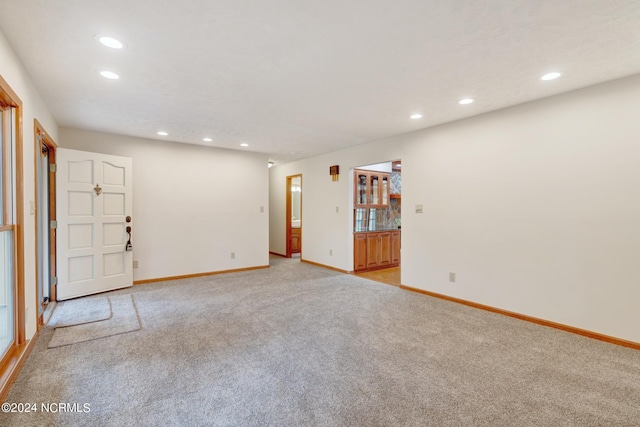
(56, 148), (133, 300)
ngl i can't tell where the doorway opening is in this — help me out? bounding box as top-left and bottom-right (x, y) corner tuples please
(352, 160), (401, 285)
(35, 120), (57, 325)
(286, 174), (302, 259)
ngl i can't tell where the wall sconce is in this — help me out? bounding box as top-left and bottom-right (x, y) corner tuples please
(329, 165), (339, 182)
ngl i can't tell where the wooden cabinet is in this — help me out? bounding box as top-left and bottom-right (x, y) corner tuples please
(391, 230), (401, 264)
(291, 227), (301, 253)
(355, 170), (390, 208)
(366, 232), (381, 269)
(354, 233), (367, 271)
(354, 230), (400, 272)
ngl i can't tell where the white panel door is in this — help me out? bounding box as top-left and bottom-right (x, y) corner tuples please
(56, 148), (133, 300)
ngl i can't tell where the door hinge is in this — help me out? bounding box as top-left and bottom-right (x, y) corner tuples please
(49, 163), (57, 173)
(50, 220), (57, 229)
(51, 276), (58, 286)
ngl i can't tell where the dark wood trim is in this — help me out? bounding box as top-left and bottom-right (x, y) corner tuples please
(400, 284), (640, 351)
(133, 265), (270, 285)
(269, 251), (287, 257)
(300, 259), (349, 274)
(0, 331), (38, 402)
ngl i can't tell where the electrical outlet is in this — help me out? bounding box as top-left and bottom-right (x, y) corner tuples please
(260, 206), (264, 213)
(230, 252), (235, 259)
(329, 249), (333, 256)
(449, 272), (456, 283)
(336, 206), (339, 213)
(133, 260), (139, 269)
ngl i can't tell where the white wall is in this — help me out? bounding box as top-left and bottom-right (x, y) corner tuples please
(0, 29), (59, 340)
(270, 74), (640, 343)
(61, 128), (269, 281)
(401, 74), (640, 343)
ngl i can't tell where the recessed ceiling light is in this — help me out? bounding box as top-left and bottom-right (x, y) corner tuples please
(98, 36), (124, 49)
(459, 98), (474, 105)
(410, 114), (423, 119)
(240, 143), (249, 147)
(157, 131), (168, 136)
(99, 70), (119, 80)
(540, 72), (562, 81)
(203, 137), (212, 142)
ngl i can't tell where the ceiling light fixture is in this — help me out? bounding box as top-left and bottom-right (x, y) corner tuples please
(410, 113), (423, 119)
(157, 131), (168, 136)
(98, 36), (124, 49)
(203, 137), (212, 142)
(240, 143), (249, 147)
(540, 72), (562, 81)
(459, 98), (474, 105)
(99, 70), (120, 80)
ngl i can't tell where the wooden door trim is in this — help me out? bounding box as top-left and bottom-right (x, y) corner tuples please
(285, 174), (302, 258)
(33, 119), (58, 325)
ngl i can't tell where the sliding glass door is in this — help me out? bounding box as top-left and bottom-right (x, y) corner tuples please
(0, 104), (16, 360)
(0, 229), (13, 357)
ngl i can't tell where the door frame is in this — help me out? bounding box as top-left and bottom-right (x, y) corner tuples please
(34, 119), (57, 324)
(285, 174), (302, 258)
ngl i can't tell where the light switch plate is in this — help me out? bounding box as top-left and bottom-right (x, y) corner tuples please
(415, 204), (424, 213)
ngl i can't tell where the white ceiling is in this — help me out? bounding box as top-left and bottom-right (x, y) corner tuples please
(1, 1), (639, 164)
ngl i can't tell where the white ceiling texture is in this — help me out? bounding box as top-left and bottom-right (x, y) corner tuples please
(1, 1), (639, 164)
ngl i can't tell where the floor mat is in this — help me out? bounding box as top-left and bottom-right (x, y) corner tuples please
(48, 294), (141, 348)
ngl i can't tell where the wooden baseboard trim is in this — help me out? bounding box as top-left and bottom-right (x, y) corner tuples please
(134, 265), (270, 285)
(0, 331), (39, 402)
(301, 259), (349, 274)
(268, 251), (287, 258)
(399, 284), (640, 351)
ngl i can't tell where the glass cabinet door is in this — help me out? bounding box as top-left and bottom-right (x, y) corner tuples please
(369, 174), (379, 205)
(381, 175), (389, 206)
(356, 172), (368, 206)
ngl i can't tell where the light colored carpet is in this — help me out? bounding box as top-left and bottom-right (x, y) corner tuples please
(2, 256), (639, 426)
(48, 296), (111, 327)
(47, 294), (141, 348)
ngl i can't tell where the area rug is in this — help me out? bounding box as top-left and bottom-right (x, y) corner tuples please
(47, 294), (141, 348)
(47, 295), (112, 327)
